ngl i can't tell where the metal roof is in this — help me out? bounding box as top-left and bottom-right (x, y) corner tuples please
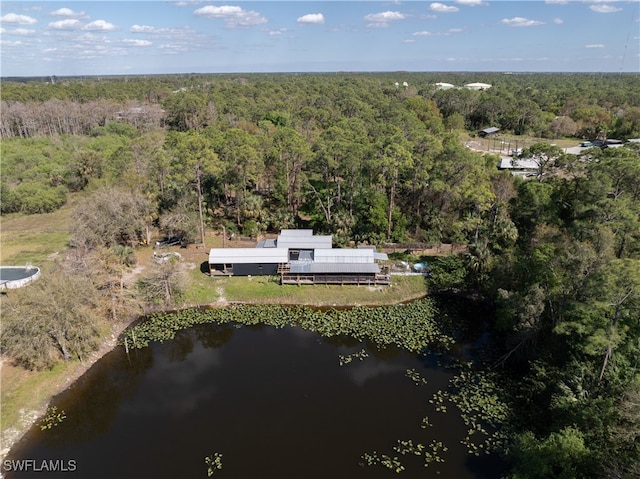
(256, 239), (277, 248)
(278, 229), (314, 237)
(313, 248), (374, 263)
(277, 235), (332, 250)
(209, 248), (288, 264)
(498, 157), (539, 170)
(289, 262), (379, 274)
(356, 245), (388, 261)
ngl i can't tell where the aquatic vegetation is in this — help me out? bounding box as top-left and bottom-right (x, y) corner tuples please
(204, 452), (223, 476)
(428, 364), (510, 456)
(359, 451), (405, 473)
(39, 406), (66, 431)
(121, 299), (453, 355)
(405, 368), (428, 385)
(364, 438), (449, 473)
(448, 366), (510, 455)
(393, 439), (425, 456)
(338, 348), (368, 366)
(429, 389), (448, 413)
(420, 416), (432, 429)
(423, 440), (448, 468)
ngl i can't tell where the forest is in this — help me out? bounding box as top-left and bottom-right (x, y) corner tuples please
(1, 72), (639, 478)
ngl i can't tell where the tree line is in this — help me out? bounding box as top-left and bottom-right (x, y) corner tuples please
(2, 73), (638, 140)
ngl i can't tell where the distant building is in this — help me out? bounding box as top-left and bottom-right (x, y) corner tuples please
(465, 82), (492, 90)
(435, 82), (455, 90)
(209, 229), (390, 285)
(479, 127), (500, 137)
(498, 157), (539, 177)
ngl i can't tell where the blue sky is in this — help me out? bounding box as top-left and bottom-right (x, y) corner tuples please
(1, 1), (638, 76)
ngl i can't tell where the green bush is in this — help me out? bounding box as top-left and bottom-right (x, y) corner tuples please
(427, 255), (467, 291)
(1, 182), (67, 214)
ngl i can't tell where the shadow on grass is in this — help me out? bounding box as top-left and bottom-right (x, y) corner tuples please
(200, 261), (209, 275)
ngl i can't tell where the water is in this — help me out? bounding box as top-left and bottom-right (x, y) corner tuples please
(0, 267), (39, 281)
(6, 320), (503, 479)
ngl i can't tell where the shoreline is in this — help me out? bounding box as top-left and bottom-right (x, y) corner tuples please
(0, 315), (135, 460)
(1, 292), (429, 459)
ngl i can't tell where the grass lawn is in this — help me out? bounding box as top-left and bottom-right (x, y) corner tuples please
(0, 206), (72, 265)
(216, 274), (427, 306)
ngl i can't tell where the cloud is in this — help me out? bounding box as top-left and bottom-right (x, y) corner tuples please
(1, 40), (24, 47)
(50, 8), (86, 17)
(585, 43), (605, 48)
(545, 0), (568, 4)
(159, 43), (189, 54)
(501, 17), (545, 27)
(123, 39), (153, 47)
(590, 4), (622, 13)
(9, 28), (37, 36)
(297, 13), (325, 24)
(429, 3), (460, 13)
(0, 13), (38, 25)
(413, 27), (462, 37)
(268, 28), (288, 36)
(364, 11), (407, 27)
(455, 0), (485, 5)
(553, 18), (564, 24)
(194, 5), (267, 27)
(83, 20), (117, 31)
(130, 24), (156, 33)
(48, 19), (82, 30)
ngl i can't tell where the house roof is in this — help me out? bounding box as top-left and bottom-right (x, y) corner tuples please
(256, 239), (277, 248)
(357, 244), (389, 261)
(313, 248), (375, 263)
(481, 127), (500, 135)
(498, 157), (540, 170)
(277, 235), (332, 250)
(289, 262), (380, 274)
(278, 229), (314, 237)
(209, 248), (288, 264)
(465, 82), (492, 90)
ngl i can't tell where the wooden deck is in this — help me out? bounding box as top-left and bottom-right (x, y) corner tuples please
(281, 273), (391, 286)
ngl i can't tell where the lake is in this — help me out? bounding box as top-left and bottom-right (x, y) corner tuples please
(5, 310), (503, 478)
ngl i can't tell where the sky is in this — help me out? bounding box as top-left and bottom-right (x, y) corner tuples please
(1, 1), (639, 76)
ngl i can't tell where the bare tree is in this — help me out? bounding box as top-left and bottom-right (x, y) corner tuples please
(71, 186), (156, 249)
(0, 263), (101, 370)
(136, 259), (186, 309)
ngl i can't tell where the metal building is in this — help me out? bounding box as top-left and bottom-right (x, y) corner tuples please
(208, 229), (389, 285)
